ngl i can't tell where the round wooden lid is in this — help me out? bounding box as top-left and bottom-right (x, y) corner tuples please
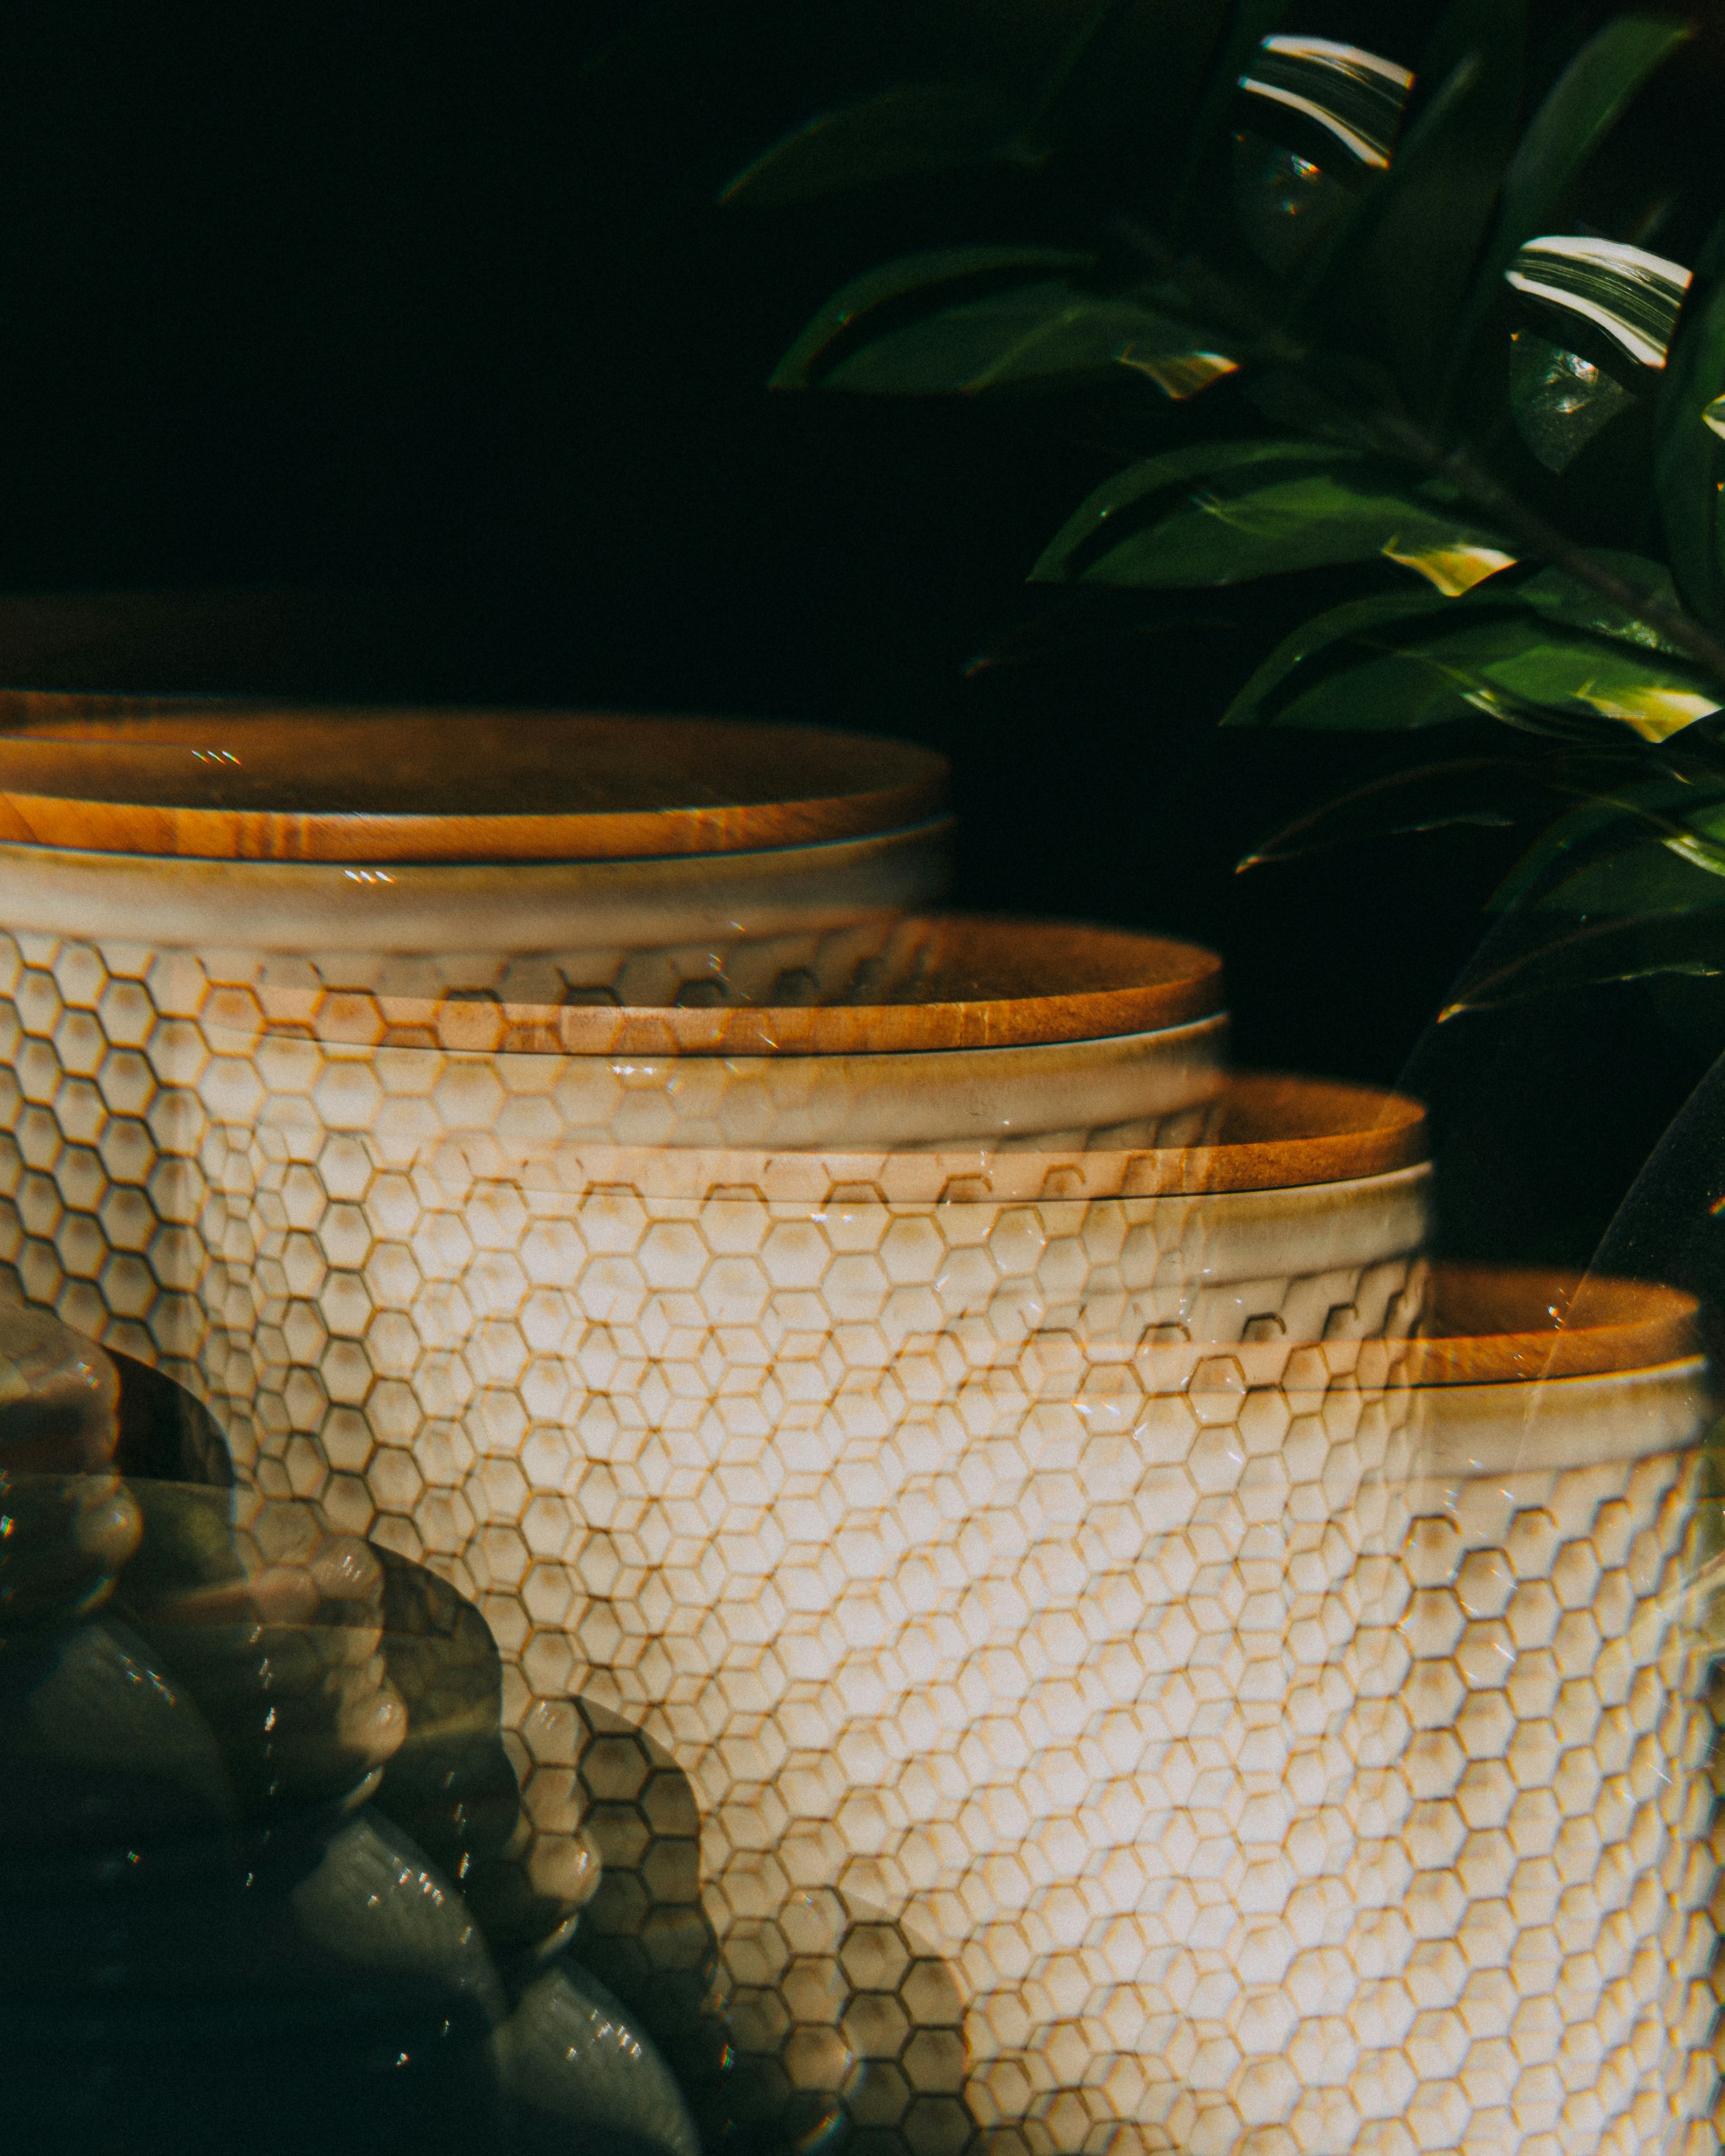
(0, 699), (949, 862)
(1144, 1072), (1428, 1191)
(228, 915), (1226, 1053)
(1409, 1264), (1701, 1383)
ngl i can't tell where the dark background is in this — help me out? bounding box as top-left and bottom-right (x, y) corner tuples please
(1, 0), (1722, 1281)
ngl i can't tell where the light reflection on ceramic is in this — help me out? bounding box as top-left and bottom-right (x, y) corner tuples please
(0, 1023), (1426, 2151)
(1357, 1278), (1719, 2156)
(0, 820), (954, 1006)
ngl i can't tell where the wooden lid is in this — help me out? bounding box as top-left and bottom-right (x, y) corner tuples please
(1406, 1265), (1700, 1383)
(1130, 1072), (1427, 1192)
(0, 700), (948, 862)
(234, 915), (1225, 1054)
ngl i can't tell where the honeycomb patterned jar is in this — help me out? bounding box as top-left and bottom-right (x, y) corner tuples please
(1350, 1270), (1719, 2156)
(194, 1077), (1420, 2156)
(0, 1010), (1427, 2156)
(0, 701), (955, 1008)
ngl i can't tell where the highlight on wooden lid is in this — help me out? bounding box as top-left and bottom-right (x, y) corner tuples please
(1407, 1264), (1701, 1384)
(0, 700), (949, 862)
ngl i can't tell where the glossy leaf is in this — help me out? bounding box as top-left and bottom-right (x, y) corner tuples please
(719, 81), (1026, 206)
(1657, 213), (1725, 633)
(1447, 13), (1693, 397)
(1237, 35), (1411, 169)
(1171, 0), (1291, 230)
(1294, 0), (1524, 411)
(1438, 913), (1725, 1018)
(813, 287), (1233, 397)
(1236, 756), (1533, 870)
(772, 246), (1095, 390)
(1509, 330), (1634, 472)
(1031, 442), (1515, 592)
(1232, 133), (1357, 278)
(1223, 581), (1725, 737)
(1486, 778), (1725, 907)
(1505, 234), (1691, 371)
(1508, 552), (1701, 659)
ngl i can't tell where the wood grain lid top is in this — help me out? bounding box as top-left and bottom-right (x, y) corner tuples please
(0, 700), (949, 861)
(1410, 1264), (1701, 1383)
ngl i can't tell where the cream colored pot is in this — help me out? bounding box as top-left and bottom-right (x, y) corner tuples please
(144, 1075), (1423, 2156)
(1355, 1270), (1717, 2156)
(0, 701), (954, 1004)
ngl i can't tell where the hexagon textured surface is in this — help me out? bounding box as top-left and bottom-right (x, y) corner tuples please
(1, 928), (1713, 2152)
(1367, 1445), (1715, 2156)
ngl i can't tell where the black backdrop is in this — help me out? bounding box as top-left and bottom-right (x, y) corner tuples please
(0, 0), (1719, 1282)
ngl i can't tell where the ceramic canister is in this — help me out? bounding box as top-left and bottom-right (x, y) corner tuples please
(4, 1040), (1426, 2155)
(0, 697), (962, 1340)
(119, 1073), (1419, 2156)
(1310, 1268), (1717, 2156)
(188, 913), (1234, 1154)
(0, 700), (955, 1007)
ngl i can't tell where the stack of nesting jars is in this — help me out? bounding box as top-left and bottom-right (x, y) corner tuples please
(0, 699), (1709, 2156)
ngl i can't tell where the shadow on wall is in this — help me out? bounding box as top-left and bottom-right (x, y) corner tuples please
(111, 1347), (979, 2156)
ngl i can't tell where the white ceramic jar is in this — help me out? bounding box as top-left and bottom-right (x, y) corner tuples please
(162, 1074), (1417, 2156)
(0, 700), (954, 1007)
(1351, 1270), (1719, 2156)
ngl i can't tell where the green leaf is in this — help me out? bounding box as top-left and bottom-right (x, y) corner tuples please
(719, 81), (1026, 206)
(1486, 776), (1723, 909)
(1505, 233), (1691, 371)
(816, 288), (1235, 397)
(1657, 214), (1725, 633)
(1236, 755), (1530, 870)
(1224, 588), (1467, 725)
(1510, 330), (1634, 473)
(1237, 34), (1412, 170)
(1031, 441), (1516, 591)
(1222, 578), (1725, 737)
(771, 246), (1095, 390)
(1441, 782), (1725, 1011)
(1446, 13), (1694, 398)
(1310, 0), (1526, 410)
(1171, 0), (1292, 231)
(1439, 912), (1725, 1019)
(1509, 551), (1700, 659)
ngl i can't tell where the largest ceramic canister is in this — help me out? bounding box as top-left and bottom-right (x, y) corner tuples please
(160, 1075), (1420, 2156)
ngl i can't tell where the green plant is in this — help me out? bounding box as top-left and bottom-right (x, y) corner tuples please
(727, 0), (1725, 1020)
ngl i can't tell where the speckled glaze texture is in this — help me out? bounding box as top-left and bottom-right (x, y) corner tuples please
(1356, 1365), (1717, 2156)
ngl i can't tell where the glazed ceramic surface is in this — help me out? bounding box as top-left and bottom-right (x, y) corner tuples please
(0, 1059), (1425, 2156)
(0, 704), (954, 1004)
(1341, 1275), (1717, 2156)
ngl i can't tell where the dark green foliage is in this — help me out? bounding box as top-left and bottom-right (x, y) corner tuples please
(730, 6), (1725, 1005)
